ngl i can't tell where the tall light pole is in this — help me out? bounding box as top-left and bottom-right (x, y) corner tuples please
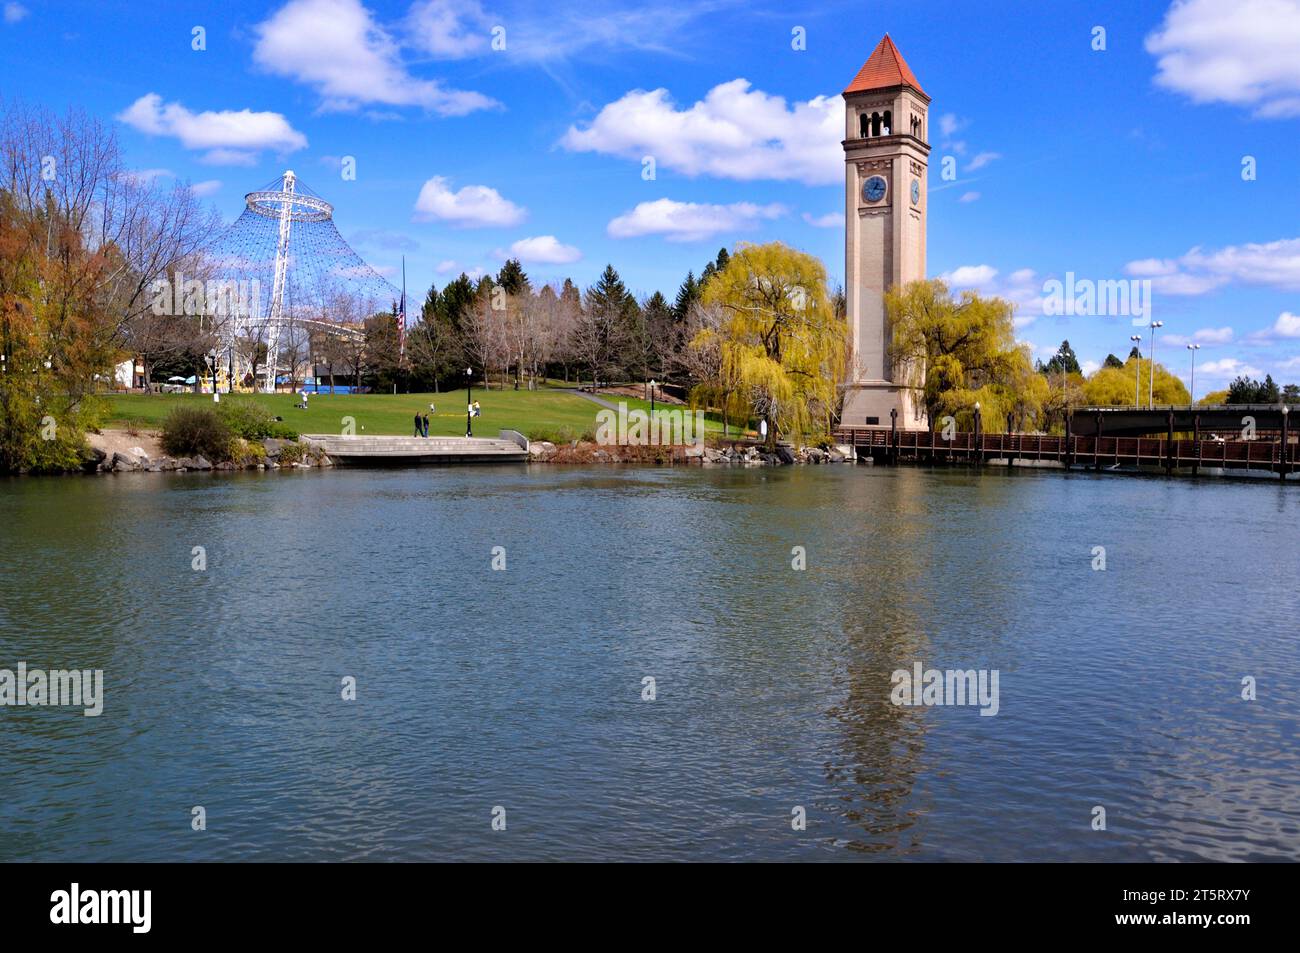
(465, 367), (473, 438)
(1186, 343), (1201, 406)
(649, 379), (657, 417)
(208, 349), (220, 403)
(1148, 320), (1164, 408)
(1130, 335), (1142, 407)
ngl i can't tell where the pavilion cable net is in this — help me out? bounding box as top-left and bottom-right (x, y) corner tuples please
(207, 170), (401, 391)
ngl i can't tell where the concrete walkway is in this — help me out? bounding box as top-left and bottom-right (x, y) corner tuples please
(558, 388), (619, 411)
(303, 432), (528, 464)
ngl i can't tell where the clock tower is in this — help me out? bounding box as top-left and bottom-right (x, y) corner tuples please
(842, 34), (929, 428)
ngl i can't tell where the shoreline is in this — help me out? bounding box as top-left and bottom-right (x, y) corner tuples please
(6, 429), (858, 477)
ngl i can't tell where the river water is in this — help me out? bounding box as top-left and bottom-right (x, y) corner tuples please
(1, 464), (1297, 861)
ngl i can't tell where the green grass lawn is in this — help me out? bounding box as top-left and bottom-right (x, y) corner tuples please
(593, 393), (750, 438)
(106, 388), (609, 439)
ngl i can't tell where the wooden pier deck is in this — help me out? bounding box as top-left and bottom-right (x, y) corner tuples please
(834, 428), (1297, 478)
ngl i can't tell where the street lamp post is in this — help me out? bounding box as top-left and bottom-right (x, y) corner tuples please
(208, 350), (220, 403)
(649, 379), (656, 417)
(465, 367), (473, 438)
(1130, 335), (1142, 407)
(1283, 405), (1291, 478)
(1148, 320), (1164, 408)
(1186, 343), (1201, 405)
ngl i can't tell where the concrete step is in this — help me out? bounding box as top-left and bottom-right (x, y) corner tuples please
(301, 434), (528, 462)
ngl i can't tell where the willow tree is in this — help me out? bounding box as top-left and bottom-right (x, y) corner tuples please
(697, 242), (847, 446)
(887, 279), (1042, 431)
(1082, 356), (1189, 407)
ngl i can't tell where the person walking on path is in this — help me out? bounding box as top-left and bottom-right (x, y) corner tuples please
(414, 412), (423, 437)
(422, 413), (430, 437)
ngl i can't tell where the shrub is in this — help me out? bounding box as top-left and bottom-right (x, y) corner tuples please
(528, 425), (597, 444)
(160, 407), (234, 461)
(266, 421), (300, 440)
(527, 425), (577, 444)
(277, 442), (307, 464)
(215, 398), (298, 440)
(234, 439), (265, 465)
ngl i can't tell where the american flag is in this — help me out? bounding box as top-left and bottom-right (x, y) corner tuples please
(397, 256), (407, 359)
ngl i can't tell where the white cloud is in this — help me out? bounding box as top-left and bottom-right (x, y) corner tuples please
(200, 149), (259, 167)
(1275, 311), (1300, 337)
(1153, 273), (1227, 295)
(1162, 327), (1235, 347)
(4, 3), (28, 24)
(1124, 237), (1300, 294)
(607, 198), (785, 242)
(938, 113), (966, 138)
(958, 191), (980, 203)
(1124, 257), (1178, 277)
(483, 2), (720, 64)
(940, 265), (1045, 328)
(965, 151), (1001, 171)
(1247, 311), (1300, 342)
(191, 180), (222, 197)
(117, 93), (306, 164)
(501, 235), (582, 265)
(349, 227), (419, 251)
(801, 211), (842, 228)
(562, 79), (842, 186)
(413, 176), (526, 227)
(404, 0), (493, 59)
(1198, 357), (1264, 379)
(252, 0), (498, 115)
(434, 261), (486, 279)
(1193, 326), (1235, 345)
(1081, 359), (1102, 375)
(118, 168), (174, 185)
(1146, 0), (1300, 118)
(944, 265), (997, 287)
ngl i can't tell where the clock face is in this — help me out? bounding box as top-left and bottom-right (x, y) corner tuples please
(863, 175), (887, 203)
(911, 179), (921, 205)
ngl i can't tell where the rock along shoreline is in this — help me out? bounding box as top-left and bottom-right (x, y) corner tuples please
(47, 430), (862, 476)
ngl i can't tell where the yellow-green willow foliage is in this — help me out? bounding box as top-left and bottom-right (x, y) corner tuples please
(696, 242), (847, 444)
(887, 279), (1042, 431)
(1082, 356), (1189, 408)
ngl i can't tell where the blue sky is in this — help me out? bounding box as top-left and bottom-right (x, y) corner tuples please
(4, 0), (1300, 392)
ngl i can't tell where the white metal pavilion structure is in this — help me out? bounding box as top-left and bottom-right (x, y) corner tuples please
(210, 170), (399, 392)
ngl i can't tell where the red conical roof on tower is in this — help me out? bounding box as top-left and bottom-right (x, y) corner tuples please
(844, 34), (927, 98)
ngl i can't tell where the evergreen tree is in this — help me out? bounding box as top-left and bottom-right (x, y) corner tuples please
(420, 284), (439, 322)
(641, 291), (674, 378)
(673, 271), (699, 322)
(699, 248), (731, 290)
(496, 258), (530, 296)
(560, 277), (581, 309)
(407, 281), (463, 390)
(1040, 339), (1082, 376)
(576, 265), (634, 385)
(1227, 374), (1282, 404)
(437, 273), (476, 334)
(1103, 353), (1124, 369)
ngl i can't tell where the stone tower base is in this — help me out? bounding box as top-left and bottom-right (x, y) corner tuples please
(841, 382), (926, 430)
